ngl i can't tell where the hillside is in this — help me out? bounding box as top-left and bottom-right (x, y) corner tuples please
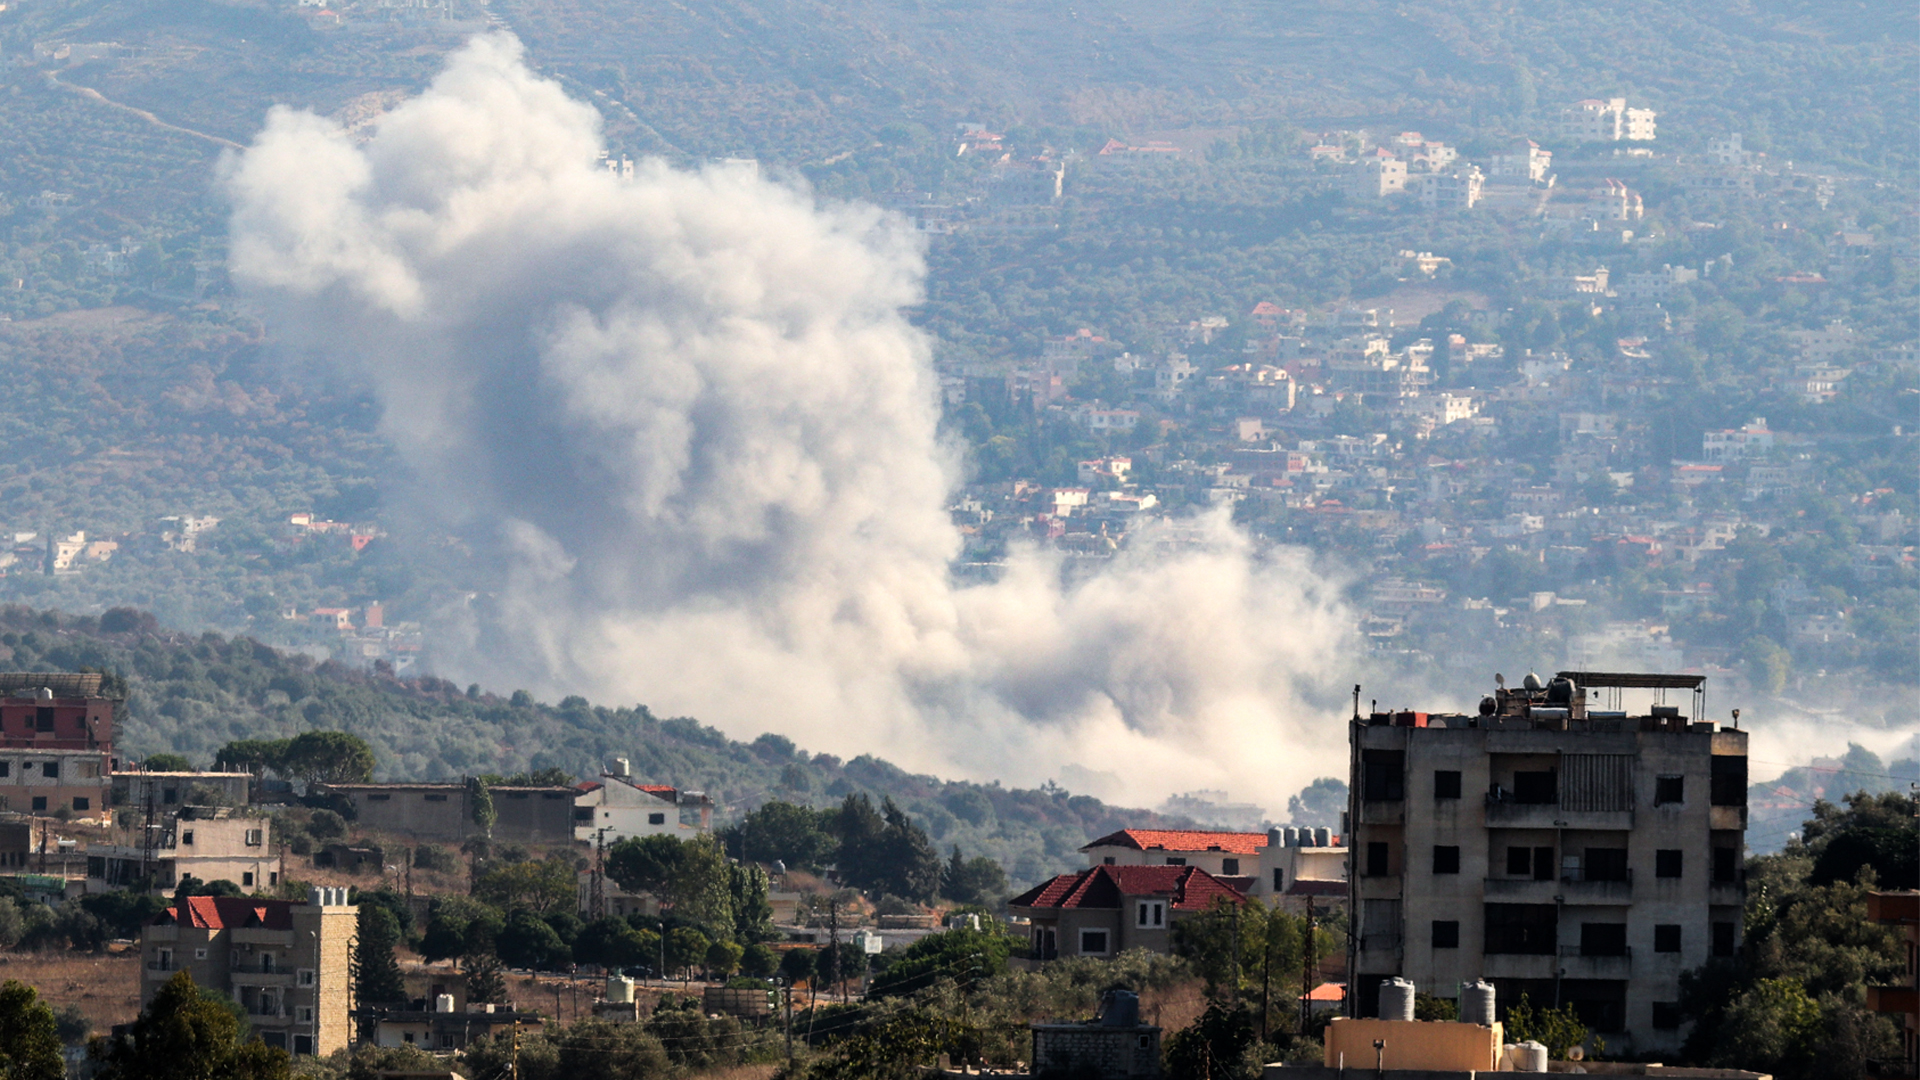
(0, 603), (1247, 886)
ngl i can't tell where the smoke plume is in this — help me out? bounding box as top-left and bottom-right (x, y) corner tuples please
(224, 35), (1358, 803)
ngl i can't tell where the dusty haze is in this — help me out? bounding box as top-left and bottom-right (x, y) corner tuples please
(223, 35), (1358, 804)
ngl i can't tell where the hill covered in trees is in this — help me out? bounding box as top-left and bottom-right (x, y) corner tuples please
(0, 603), (1226, 885)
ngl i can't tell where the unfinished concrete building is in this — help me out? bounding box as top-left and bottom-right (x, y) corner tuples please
(1346, 670), (1748, 1056)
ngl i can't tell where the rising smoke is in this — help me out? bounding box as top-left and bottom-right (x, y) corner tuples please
(223, 35), (1359, 803)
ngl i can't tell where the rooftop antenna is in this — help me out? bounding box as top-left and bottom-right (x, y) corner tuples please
(1351, 685), (1361, 722)
(1730, 708), (1740, 730)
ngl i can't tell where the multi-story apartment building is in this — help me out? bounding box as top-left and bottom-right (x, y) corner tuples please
(1347, 670), (1748, 1057)
(0, 673), (117, 816)
(86, 805), (282, 893)
(1558, 98), (1658, 142)
(140, 887), (357, 1056)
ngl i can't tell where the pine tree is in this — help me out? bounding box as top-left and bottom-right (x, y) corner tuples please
(354, 906), (409, 1038)
(466, 953), (509, 1005)
(0, 979), (64, 1080)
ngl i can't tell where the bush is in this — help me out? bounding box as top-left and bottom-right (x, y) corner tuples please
(306, 810), (347, 840)
(413, 844), (459, 872)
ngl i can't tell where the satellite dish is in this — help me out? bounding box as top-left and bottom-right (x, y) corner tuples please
(1522, 672), (1544, 692)
(1494, 673), (1506, 687)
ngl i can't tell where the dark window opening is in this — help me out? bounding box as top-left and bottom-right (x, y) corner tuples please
(1434, 770), (1462, 799)
(1654, 925), (1681, 953)
(41, 762), (57, 778)
(72, 797), (89, 811)
(1583, 848), (1629, 882)
(1362, 750), (1405, 801)
(1507, 847), (1532, 876)
(1432, 920), (1460, 948)
(1366, 842), (1390, 877)
(1534, 846), (1556, 881)
(1433, 846), (1461, 874)
(1652, 1002), (1682, 1029)
(31, 797), (46, 812)
(1713, 847), (1739, 884)
(1221, 858), (1240, 875)
(1710, 756), (1748, 806)
(1513, 770), (1557, 804)
(1272, 868), (1284, 890)
(1712, 922), (1737, 957)
(1164, 857), (1187, 866)
(647, 813), (666, 825)
(423, 794), (449, 802)
(35, 707), (54, 732)
(1580, 922), (1628, 956)
(1656, 849), (1683, 878)
(1655, 775), (1685, 805)
(1484, 903), (1558, 954)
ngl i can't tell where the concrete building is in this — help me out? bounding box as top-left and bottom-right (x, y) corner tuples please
(1346, 670), (1749, 1057)
(1418, 167), (1483, 210)
(1558, 98), (1657, 142)
(1009, 864), (1248, 960)
(112, 769), (252, 811)
(139, 887), (357, 1056)
(1489, 140), (1553, 184)
(1350, 150), (1408, 198)
(1079, 827), (1346, 905)
(86, 806), (282, 893)
(317, 781), (574, 844)
(573, 766), (713, 844)
(1031, 990), (1162, 1079)
(0, 674), (117, 816)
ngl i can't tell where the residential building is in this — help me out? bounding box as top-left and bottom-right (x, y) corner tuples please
(1559, 98), (1657, 142)
(573, 764), (713, 844)
(0, 747), (110, 816)
(1617, 265), (1699, 307)
(112, 769), (253, 811)
(1418, 167), (1483, 210)
(1489, 140), (1552, 184)
(1702, 419), (1774, 463)
(139, 887), (356, 1056)
(86, 805), (281, 893)
(316, 781), (576, 844)
(1078, 826), (1346, 905)
(0, 675), (117, 816)
(1585, 179), (1644, 222)
(364, 974), (537, 1052)
(1705, 133), (1757, 168)
(1351, 150), (1407, 198)
(1009, 864), (1249, 960)
(1347, 670), (1749, 1056)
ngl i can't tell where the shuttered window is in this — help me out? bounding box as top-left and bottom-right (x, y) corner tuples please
(1560, 754), (1634, 811)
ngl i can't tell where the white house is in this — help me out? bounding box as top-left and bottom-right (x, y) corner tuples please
(573, 763), (713, 844)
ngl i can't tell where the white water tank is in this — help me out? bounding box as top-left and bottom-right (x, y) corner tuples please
(606, 976), (635, 1003)
(1378, 977), (1416, 1022)
(1313, 826), (1332, 847)
(434, 994), (455, 1014)
(1459, 980), (1496, 1027)
(1508, 1041), (1548, 1071)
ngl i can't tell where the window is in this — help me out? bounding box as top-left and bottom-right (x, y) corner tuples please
(1136, 901), (1166, 928)
(1079, 929), (1110, 955)
(270, 873), (278, 886)
(181, 831), (195, 846)
(72, 797), (89, 811)
(242, 872), (255, 887)
(35, 707), (54, 732)
(1272, 868), (1285, 891)
(438, 1034), (456, 1050)
(1484, 903), (1558, 955)
(1432, 920), (1460, 948)
(1513, 770), (1557, 804)
(1655, 775), (1685, 805)
(1221, 858), (1240, 875)
(647, 813), (666, 825)
(1584, 847), (1629, 882)
(0, 761), (9, 777)
(245, 829), (263, 847)
(298, 970), (315, 987)
(1432, 846), (1460, 874)
(1580, 922), (1628, 957)
(1652, 1002), (1682, 1030)
(403, 1033), (416, 1045)
(424, 793), (449, 802)
(506, 792), (529, 800)
(1533, 846), (1555, 881)
(1506, 847), (1532, 876)
(1712, 922), (1736, 957)
(1164, 857), (1187, 866)
(367, 794), (391, 802)
(1656, 850), (1683, 878)
(293, 1035), (314, 1056)
(1654, 925), (1681, 953)
(1362, 750), (1405, 801)
(1713, 847), (1738, 884)
(296, 1006), (314, 1024)
(1366, 842), (1390, 877)
(195, 948), (208, 960)
(1434, 770), (1462, 799)
(41, 761), (58, 778)
(573, 807), (593, 822)
(1710, 756), (1747, 806)
(30, 797), (45, 812)
(162, 788), (177, 805)
(1104, 857), (1117, 866)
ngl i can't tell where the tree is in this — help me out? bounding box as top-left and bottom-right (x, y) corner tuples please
(1164, 1001), (1256, 1080)
(277, 731), (375, 787)
(728, 862), (776, 943)
(740, 943), (779, 978)
(142, 753), (193, 772)
(941, 847), (1009, 906)
(213, 739), (290, 776)
(721, 801), (836, 869)
(0, 980), (64, 1080)
(665, 927), (709, 981)
(1503, 993), (1591, 1059)
(605, 834), (732, 930)
(419, 896), (504, 965)
(468, 777), (496, 833)
(95, 971), (291, 1080)
(574, 916), (649, 969)
(867, 927), (1010, 998)
(704, 940), (744, 979)
(779, 946), (816, 990)
(466, 954), (508, 1005)
(498, 908), (571, 970)
(878, 799), (943, 902)
(353, 906), (408, 1037)
(474, 857), (577, 913)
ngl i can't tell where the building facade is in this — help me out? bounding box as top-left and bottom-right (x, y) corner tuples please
(140, 888), (357, 1056)
(1079, 827), (1346, 905)
(573, 768), (713, 844)
(1009, 864), (1248, 961)
(0, 674), (116, 816)
(1347, 670), (1748, 1057)
(87, 806), (282, 893)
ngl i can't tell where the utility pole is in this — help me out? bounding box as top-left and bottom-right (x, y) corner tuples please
(779, 975), (793, 1061)
(590, 829), (606, 921)
(1230, 899), (1241, 1004)
(1302, 897), (1317, 1033)
(827, 899), (843, 1004)
(38, 818), (47, 873)
(509, 1019), (520, 1080)
(1260, 907), (1272, 1040)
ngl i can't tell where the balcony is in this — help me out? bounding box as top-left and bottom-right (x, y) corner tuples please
(1559, 869), (1634, 904)
(1357, 801), (1405, 826)
(144, 961), (179, 978)
(231, 972), (297, 989)
(1482, 953), (1556, 980)
(1484, 877), (1557, 902)
(1709, 805), (1747, 830)
(1559, 945), (1632, 977)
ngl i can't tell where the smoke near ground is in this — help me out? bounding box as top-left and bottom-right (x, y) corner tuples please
(223, 35), (1357, 803)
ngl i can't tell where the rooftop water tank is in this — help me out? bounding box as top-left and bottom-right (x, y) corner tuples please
(434, 994), (455, 1014)
(1379, 977), (1416, 1022)
(1313, 826), (1332, 847)
(1460, 981), (1496, 1027)
(606, 976), (635, 1004)
(1508, 1041), (1548, 1072)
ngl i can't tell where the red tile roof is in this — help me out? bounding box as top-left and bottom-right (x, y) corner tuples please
(165, 896), (297, 931)
(1305, 981), (1346, 1002)
(1081, 828), (1268, 856)
(1008, 865), (1250, 912)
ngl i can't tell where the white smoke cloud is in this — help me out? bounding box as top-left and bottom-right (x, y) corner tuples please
(223, 35), (1359, 805)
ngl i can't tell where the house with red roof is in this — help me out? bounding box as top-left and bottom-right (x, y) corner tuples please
(1079, 827), (1348, 906)
(139, 887), (357, 1057)
(1009, 864), (1249, 961)
(573, 762), (712, 844)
